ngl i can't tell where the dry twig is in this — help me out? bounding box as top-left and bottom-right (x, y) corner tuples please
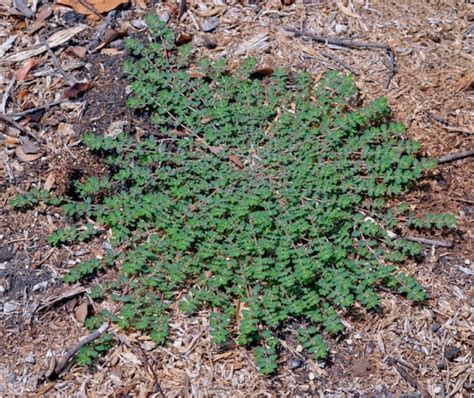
(9, 100), (63, 118)
(438, 149), (474, 164)
(320, 51), (359, 75)
(43, 39), (78, 85)
(285, 26), (396, 88)
(405, 236), (453, 248)
(135, 343), (166, 398)
(388, 357), (430, 397)
(428, 112), (474, 135)
(87, 11), (116, 52)
(0, 112), (41, 142)
(1, 77), (16, 114)
(48, 322), (109, 378)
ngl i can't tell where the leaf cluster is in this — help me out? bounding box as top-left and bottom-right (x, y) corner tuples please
(10, 15), (455, 373)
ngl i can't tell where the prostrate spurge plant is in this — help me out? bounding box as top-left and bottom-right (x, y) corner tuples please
(11, 14), (455, 373)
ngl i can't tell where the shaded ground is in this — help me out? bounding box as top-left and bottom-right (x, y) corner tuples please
(0, 0), (472, 396)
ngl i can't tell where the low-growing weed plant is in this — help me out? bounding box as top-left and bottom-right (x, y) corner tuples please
(10, 15), (455, 373)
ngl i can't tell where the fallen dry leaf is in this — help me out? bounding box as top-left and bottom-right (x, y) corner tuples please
(229, 154), (244, 169)
(336, 0), (361, 18)
(27, 4), (53, 35)
(208, 145), (224, 154)
(15, 145), (42, 162)
(70, 46), (87, 58)
(57, 0), (129, 15)
(20, 136), (38, 154)
(75, 301), (89, 324)
(194, 6), (225, 17)
(350, 357), (372, 377)
(0, 36), (17, 58)
(63, 82), (93, 99)
(250, 66), (274, 78)
(2, 25), (87, 63)
(93, 27), (127, 52)
(106, 120), (128, 138)
(57, 123), (75, 136)
(1, 135), (21, 147)
(13, 0), (33, 18)
(100, 48), (122, 56)
(15, 58), (42, 81)
(44, 172), (56, 192)
(134, 0), (148, 9)
(176, 32), (193, 46)
(188, 70), (207, 79)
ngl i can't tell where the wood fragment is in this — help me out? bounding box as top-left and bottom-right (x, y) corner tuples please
(13, 0), (34, 18)
(4, 158), (15, 184)
(388, 358), (430, 397)
(429, 112), (473, 135)
(9, 100), (63, 118)
(87, 11), (117, 52)
(285, 26), (396, 88)
(48, 322), (109, 378)
(388, 228), (453, 248)
(0, 77), (16, 114)
(2, 25), (88, 63)
(76, 0), (104, 19)
(136, 343), (166, 398)
(33, 286), (87, 315)
(0, 112), (41, 142)
(43, 39), (78, 85)
(438, 149), (474, 164)
(320, 51), (358, 75)
(405, 236), (453, 248)
(178, 0), (187, 20)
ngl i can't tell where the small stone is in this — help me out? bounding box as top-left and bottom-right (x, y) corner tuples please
(195, 35), (217, 49)
(202, 17), (219, 32)
(33, 281), (48, 292)
(3, 301), (17, 314)
(0, 262), (7, 270)
(444, 346), (461, 361)
(25, 355), (35, 364)
(296, 344), (303, 352)
(159, 11), (170, 24)
(131, 19), (146, 29)
(0, 285), (5, 294)
(335, 23), (348, 34)
(143, 341), (157, 351)
(308, 372), (315, 381)
(437, 361), (446, 370)
(465, 259), (471, 265)
(75, 248), (90, 256)
(173, 338), (183, 349)
(110, 39), (124, 50)
(317, 359), (327, 368)
(289, 358), (302, 369)
(102, 241), (112, 250)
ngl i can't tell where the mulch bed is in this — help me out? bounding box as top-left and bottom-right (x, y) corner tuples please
(1, 0), (472, 396)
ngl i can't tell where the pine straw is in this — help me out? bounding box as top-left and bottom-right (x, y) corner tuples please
(0, 0), (472, 396)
